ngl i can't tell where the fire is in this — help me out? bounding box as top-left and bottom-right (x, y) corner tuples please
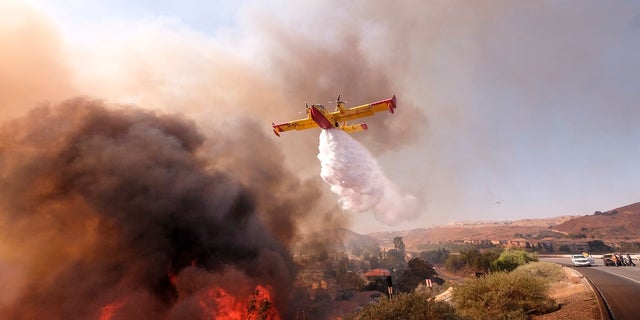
(247, 285), (281, 320)
(199, 285), (281, 320)
(96, 284), (280, 320)
(98, 300), (124, 320)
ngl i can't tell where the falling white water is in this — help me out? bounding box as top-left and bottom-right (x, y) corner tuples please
(317, 129), (419, 225)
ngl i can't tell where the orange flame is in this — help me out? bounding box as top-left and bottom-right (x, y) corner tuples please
(97, 284), (280, 319)
(199, 285), (281, 320)
(97, 300), (124, 320)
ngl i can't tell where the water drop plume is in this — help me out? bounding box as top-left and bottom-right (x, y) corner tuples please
(317, 129), (419, 225)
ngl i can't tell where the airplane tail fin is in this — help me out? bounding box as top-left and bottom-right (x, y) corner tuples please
(340, 123), (368, 133)
(389, 95), (397, 113)
(272, 123), (281, 137)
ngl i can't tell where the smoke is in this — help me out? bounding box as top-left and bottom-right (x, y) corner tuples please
(0, 98), (314, 319)
(0, 1), (74, 120)
(0, 2), (426, 316)
(318, 129), (419, 225)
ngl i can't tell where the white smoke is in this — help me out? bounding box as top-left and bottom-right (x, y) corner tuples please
(317, 129), (419, 225)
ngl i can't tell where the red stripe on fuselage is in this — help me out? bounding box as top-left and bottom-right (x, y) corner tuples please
(310, 106), (335, 129)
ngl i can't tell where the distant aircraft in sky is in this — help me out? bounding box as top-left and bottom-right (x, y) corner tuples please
(272, 94), (397, 136)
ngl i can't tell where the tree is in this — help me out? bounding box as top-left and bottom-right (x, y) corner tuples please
(397, 258), (442, 293)
(382, 249), (405, 271)
(462, 248), (501, 272)
(336, 257), (348, 286)
(393, 236), (406, 256)
(363, 277), (390, 296)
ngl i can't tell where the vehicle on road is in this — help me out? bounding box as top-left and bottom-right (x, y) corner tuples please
(602, 253), (616, 266)
(571, 254), (592, 267)
(582, 252), (595, 265)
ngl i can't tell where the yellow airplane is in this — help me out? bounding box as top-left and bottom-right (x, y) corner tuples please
(272, 95), (397, 137)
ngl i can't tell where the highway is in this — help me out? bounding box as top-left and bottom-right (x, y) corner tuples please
(541, 256), (640, 320)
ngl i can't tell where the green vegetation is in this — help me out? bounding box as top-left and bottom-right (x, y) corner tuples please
(452, 265), (558, 319)
(511, 261), (564, 283)
(594, 210), (617, 216)
(352, 261), (563, 320)
(443, 248), (538, 274)
(335, 258), (366, 290)
(420, 248), (450, 264)
(491, 248), (538, 272)
(300, 230), (571, 319)
(586, 239), (612, 253)
(394, 236), (406, 255)
(372, 236), (409, 271)
(417, 242), (477, 253)
(347, 292), (462, 320)
(444, 248), (501, 273)
(444, 254), (466, 271)
(619, 241), (640, 252)
(558, 244), (572, 253)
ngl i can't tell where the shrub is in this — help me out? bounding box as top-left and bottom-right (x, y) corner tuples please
(445, 254), (467, 271)
(587, 240), (613, 253)
(451, 271), (558, 320)
(348, 292), (462, 320)
(511, 261), (564, 283)
(491, 248), (537, 272)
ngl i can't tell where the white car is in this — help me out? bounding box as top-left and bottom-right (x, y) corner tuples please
(571, 254), (592, 267)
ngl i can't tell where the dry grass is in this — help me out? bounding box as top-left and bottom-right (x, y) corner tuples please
(533, 267), (600, 320)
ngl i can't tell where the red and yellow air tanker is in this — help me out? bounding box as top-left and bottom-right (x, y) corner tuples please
(272, 95), (397, 136)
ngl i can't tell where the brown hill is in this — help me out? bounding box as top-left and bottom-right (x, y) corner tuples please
(553, 202), (640, 239)
(369, 217), (572, 250)
(367, 202), (640, 250)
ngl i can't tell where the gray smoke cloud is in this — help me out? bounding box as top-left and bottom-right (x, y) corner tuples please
(0, 98), (320, 319)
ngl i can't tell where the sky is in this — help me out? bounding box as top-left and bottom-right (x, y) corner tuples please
(2, 0), (640, 234)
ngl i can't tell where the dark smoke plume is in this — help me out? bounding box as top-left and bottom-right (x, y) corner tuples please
(0, 98), (313, 319)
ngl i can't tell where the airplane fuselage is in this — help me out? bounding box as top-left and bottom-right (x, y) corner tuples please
(309, 105), (337, 129)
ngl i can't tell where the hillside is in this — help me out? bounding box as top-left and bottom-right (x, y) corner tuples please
(553, 202), (640, 239)
(369, 217), (573, 250)
(368, 202), (640, 250)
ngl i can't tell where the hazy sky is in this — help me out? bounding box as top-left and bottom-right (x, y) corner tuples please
(4, 0), (640, 233)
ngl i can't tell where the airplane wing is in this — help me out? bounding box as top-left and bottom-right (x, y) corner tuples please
(272, 117), (318, 136)
(332, 95), (397, 123)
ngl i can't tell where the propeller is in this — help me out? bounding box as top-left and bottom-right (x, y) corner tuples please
(330, 93), (346, 111)
(300, 102), (309, 114)
(329, 94), (344, 103)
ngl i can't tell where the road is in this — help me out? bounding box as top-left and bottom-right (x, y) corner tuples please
(541, 256), (640, 320)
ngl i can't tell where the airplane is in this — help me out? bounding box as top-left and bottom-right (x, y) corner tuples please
(272, 94), (397, 137)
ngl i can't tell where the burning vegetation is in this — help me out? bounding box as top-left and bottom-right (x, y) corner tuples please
(0, 98), (307, 319)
